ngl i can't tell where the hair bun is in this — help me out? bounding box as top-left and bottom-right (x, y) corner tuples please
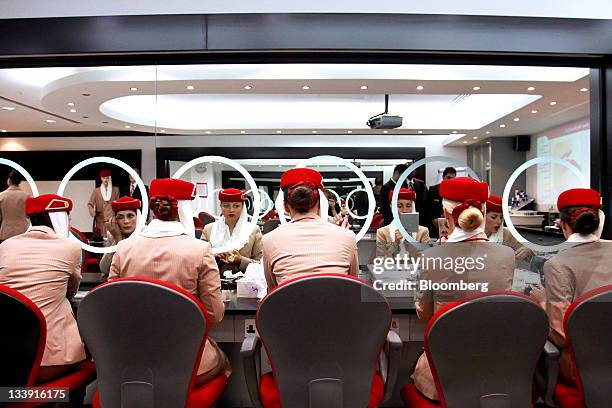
(458, 206), (484, 232)
(574, 209), (599, 235)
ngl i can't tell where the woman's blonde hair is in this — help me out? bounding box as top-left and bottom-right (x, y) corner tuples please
(442, 199), (485, 232)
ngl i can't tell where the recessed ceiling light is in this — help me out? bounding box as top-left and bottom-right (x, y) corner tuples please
(451, 130), (458, 134)
(360, 85), (368, 90)
(186, 85), (195, 90)
(124, 125), (131, 128)
(472, 86), (481, 91)
(383, 130), (388, 133)
(473, 136), (479, 140)
(1, 129), (6, 132)
(463, 141), (468, 144)
(312, 130), (317, 133)
(417, 130), (423, 134)
(347, 130), (353, 134)
(513, 117), (520, 122)
(130, 87), (138, 91)
(499, 124), (506, 128)
(580, 87), (588, 92)
(160, 129), (166, 133)
(302, 85), (310, 90)
(67, 102), (74, 106)
(69, 109), (77, 113)
(45, 119), (56, 123)
(485, 131), (491, 134)
(416, 85), (424, 91)
(527, 86), (535, 91)
(205, 131), (211, 134)
(549, 101), (557, 106)
(243, 85), (252, 90)
(1, 106), (15, 111)
(486, 141), (491, 144)
(240, 130), (246, 134)
(531, 109), (538, 114)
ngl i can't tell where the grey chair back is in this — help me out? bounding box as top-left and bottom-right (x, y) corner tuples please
(198, 212), (217, 226)
(565, 285), (612, 407)
(262, 219), (281, 235)
(77, 279), (208, 408)
(426, 293), (548, 408)
(256, 274), (390, 408)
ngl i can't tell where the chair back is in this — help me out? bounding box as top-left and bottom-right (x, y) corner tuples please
(198, 212), (217, 226)
(262, 219), (281, 235)
(256, 274), (390, 407)
(78, 278), (208, 408)
(425, 292), (548, 408)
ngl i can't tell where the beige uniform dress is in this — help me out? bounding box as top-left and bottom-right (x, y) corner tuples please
(87, 186), (119, 236)
(0, 226), (86, 366)
(0, 186), (31, 241)
(109, 231), (231, 381)
(413, 240), (515, 401)
(201, 223), (263, 274)
(544, 240), (612, 384)
(375, 224), (430, 258)
(262, 214), (359, 290)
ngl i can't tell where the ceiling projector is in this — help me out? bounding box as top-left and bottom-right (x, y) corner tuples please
(367, 94), (403, 129)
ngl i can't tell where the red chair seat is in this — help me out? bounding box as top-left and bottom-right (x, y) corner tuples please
(400, 384), (441, 408)
(554, 382), (585, 408)
(259, 371), (384, 408)
(93, 373), (228, 408)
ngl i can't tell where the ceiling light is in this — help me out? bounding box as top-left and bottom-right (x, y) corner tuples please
(383, 130), (388, 133)
(240, 130), (246, 134)
(531, 109), (538, 114)
(160, 129), (166, 133)
(360, 85), (368, 90)
(69, 109), (77, 113)
(486, 141), (491, 144)
(67, 102), (75, 106)
(1, 129), (6, 133)
(513, 117), (520, 122)
(186, 85), (195, 90)
(347, 130), (353, 134)
(416, 85), (424, 90)
(580, 87), (588, 92)
(205, 131), (211, 134)
(102, 121), (109, 124)
(417, 130), (423, 134)
(130, 87), (138, 91)
(451, 130), (458, 134)
(473, 136), (478, 140)
(527, 86), (535, 91)
(472, 86), (481, 91)
(499, 124), (506, 128)
(302, 85), (310, 90)
(243, 85), (252, 90)
(81, 93), (91, 97)
(276, 130), (282, 134)
(124, 125), (131, 128)
(1, 107), (15, 111)
(485, 131), (491, 134)
(312, 130), (317, 133)
(45, 119), (56, 123)
(549, 101), (557, 106)
(463, 141), (468, 144)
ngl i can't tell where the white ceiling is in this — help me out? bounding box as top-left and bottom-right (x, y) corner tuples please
(0, 63), (590, 146)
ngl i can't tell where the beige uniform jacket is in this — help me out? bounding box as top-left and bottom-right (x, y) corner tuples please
(201, 223), (263, 273)
(109, 233), (230, 379)
(262, 214), (359, 290)
(413, 240), (515, 401)
(375, 224), (430, 258)
(0, 226), (85, 366)
(87, 187), (119, 236)
(502, 227), (536, 261)
(0, 186), (31, 241)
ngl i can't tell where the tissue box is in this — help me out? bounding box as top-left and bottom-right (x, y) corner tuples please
(237, 279), (262, 298)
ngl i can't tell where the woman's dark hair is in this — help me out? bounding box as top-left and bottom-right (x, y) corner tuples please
(560, 206), (600, 235)
(29, 212), (54, 229)
(7, 170), (24, 186)
(284, 186), (316, 214)
(150, 197), (179, 221)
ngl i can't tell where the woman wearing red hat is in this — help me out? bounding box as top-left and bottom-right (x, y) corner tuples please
(87, 169), (120, 239)
(201, 188), (263, 276)
(543, 188), (608, 385)
(376, 188), (430, 258)
(109, 178), (230, 384)
(99, 196), (141, 277)
(484, 194), (535, 261)
(412, 177), (516, 401)
(0, 194), (87, 382)
(262, 168), (359, 290)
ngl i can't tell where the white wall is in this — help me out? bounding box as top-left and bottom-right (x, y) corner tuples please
(1, 0), (610, 19)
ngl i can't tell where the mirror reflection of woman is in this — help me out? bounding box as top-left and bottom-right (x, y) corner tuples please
(376, 188), (429, 258)
(99, 196), (140, 277)
(201, 188), (263, 276)
(484, 195), (534, 261)
(87, 169), (119, 239)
